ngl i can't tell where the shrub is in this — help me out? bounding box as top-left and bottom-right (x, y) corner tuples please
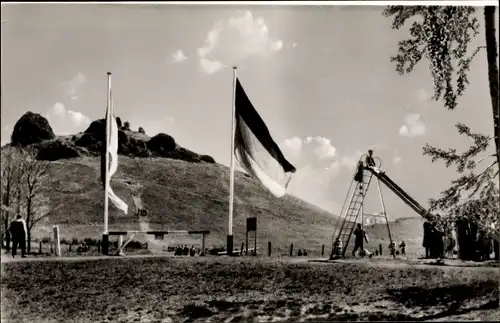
(84, 238), (98, 246)
(71, 237), (79, 245)
(138, 127), (146, 135)
(61, 238), (72, 245)
(125, 240), (145, 250)
(123, 121), (131, 131)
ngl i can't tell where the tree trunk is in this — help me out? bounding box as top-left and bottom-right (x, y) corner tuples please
(484, 6), (500, 186)
(484, 6), (500, 260)
(26, 198), (32, 253)
(2, 180), (12, 251)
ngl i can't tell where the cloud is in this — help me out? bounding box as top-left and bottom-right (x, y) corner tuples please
(281, 136), (341, 212)
(416, 88), (430, 102)
(171, 49), (188, 63)
(399, 113), (426, 138)
(60, 73), (86, 101)
(200, 58), (225, 74)
(392, 149), (402, 165)
(282, 136), (337, 169)
(45, 102), (91, 135)
(196, 10), (285, 74)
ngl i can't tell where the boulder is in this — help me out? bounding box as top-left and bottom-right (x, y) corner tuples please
(75, 133), (98, 148)
(171, 147), (201, 163)
(36, 140), (82, 161)
(11, 112), (55, 146)
(200, 155), (216, 164)
(147, 133), (176, 155)
(83, 119), (106, 142)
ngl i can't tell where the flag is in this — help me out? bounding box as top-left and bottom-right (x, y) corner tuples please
(234, 78), (296, 198)
(100, 93), (129, 214)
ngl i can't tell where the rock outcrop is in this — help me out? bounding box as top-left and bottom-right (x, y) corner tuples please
(11, 112), (55, 146)
(4, 112), (216, 164)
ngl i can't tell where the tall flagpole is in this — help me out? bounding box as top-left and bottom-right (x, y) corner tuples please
(102, 72), (112, 255)
(227, 66), (237, 256)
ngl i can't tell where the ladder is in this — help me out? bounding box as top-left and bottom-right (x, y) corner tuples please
(330, 165), (374, 258)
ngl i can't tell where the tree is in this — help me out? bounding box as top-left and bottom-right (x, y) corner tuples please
(423, 124), (499, 239)
(123, 121), (131, 131)
(383, 6), (500, 245)
(138, 126), (146, 135)
(1, 147), (24, 250)
(383, 6), (499, 187)
(18, 147), (51, 253)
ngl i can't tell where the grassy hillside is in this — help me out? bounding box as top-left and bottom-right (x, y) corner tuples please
(35, 156), (344, 255)
(27, 155), (427, 257)
(363, 217), (425, 257)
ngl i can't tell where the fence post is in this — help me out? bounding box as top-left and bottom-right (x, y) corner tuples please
(289, 243), (294, 257)
(241, 242), (244, 256)
(201, 233), (205, 256)
(53, 225), (61, 257)
(98, 240), (101, 253)
(69, 244), (72, 252)
(268, 241), (272, 257)
(321, 244), (325, 257)
(118, 235), (124, 251)
(39, 241), (42, 255)
(379, 243), (383, 256)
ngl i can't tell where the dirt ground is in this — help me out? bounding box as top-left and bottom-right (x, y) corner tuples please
(1, 255), (499, 322)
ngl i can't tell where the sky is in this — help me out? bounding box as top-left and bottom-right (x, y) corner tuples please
(1, 3), (498, 221)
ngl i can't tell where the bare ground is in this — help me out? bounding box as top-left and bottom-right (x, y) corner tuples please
(1, 255), (499, 322)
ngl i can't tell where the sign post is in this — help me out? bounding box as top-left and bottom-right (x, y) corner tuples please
(246, 217), (257, 256)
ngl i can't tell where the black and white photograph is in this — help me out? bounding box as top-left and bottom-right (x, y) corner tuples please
(1, 1), (499, 322)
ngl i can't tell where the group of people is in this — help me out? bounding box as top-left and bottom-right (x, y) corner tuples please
(422, 221), (459, 259)
(173, 245), (197, 256)
(331, 223), (408, 258)
(296, 249), (308, 256)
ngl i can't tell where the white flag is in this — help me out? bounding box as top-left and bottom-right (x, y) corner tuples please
(104, 94), (128, 214)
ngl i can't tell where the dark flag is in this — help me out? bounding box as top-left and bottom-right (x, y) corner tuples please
(234, 78), (296, 197)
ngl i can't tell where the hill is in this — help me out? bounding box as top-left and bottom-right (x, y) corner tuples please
(36, 156), (425, 256)
(2, 111), (427, 256)
(33, 156), (342, 255)
(363, 217), (425, 257)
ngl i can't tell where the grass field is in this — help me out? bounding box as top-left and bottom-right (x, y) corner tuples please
(1, 256), (499, 323)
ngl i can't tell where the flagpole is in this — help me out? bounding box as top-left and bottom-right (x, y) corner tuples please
(102, 72), (112, 255)
(227, 66), (237, 256)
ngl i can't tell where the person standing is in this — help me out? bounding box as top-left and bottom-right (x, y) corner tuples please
(365, 150), (376, 167)
(9, 215), (27, 258)
(352, 223), (369, 257)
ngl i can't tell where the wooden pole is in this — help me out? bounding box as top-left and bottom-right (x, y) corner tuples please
(245, 229), (249, 255)
(201, 233), (205, 256)
(53, 225), (61, 257)
(227, 66), (238, 256)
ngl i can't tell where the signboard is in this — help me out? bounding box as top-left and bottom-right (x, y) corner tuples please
(247, 217), (257, 232)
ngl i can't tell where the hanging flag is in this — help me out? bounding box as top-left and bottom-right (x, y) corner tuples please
(234, 78), (296, 198)
(100, 94), (129, 214)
